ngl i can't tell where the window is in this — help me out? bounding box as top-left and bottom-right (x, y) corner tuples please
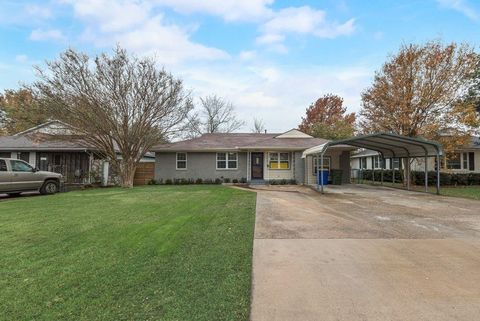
(313, 156), (331, 176)
(10, 160), (33, 172)
(269, 152), (289, 170)
(0, 160), (7, 171)
(462, 153), (468, 170)
(176, 153), (187, 170)
(392, 158), (401, 170)
(446, 153), (461, 169)
(17, 152), (30, 163)
(217, 152), (237, 169)
(0, 152), (11, 158)
(360, 157), (367, 169)
(373, 156), (384, 169)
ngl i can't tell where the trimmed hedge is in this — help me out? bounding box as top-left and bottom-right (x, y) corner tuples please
(148, 177), (248, 185)
(356, 170), (480, 186)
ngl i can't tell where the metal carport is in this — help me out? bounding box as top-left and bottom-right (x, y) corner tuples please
(302, 133), (443, 195)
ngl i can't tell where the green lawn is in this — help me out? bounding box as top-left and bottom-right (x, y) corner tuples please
(440, 186), (480, 200)
(355, 180), (480, 200)
(0, 185), (256, 321)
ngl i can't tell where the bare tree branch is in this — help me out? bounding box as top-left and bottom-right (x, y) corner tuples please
(251, 117), (266, 133)
(182, 95), (245, 138)
(31, 46), (193, 187)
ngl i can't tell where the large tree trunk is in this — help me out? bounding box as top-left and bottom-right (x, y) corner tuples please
(120, 161), (137, 188)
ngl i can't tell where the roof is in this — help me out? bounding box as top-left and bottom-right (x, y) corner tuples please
(152, 129), (329, 152)
(464, 136), (480, 150)
(0, 120), (91, 151)
(0, 133), (91, 151)
(303, 133), (443, 158)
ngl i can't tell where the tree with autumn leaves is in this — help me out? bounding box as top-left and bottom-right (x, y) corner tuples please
(359, 40), (480, 155)
(0, 89), (48, 135)
(299, 94), (356, 140)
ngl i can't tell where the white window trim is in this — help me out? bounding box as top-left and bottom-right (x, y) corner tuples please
(268, 152), (290, 170)
(176, 152), (187, 170)
(216, 152), (238, 170)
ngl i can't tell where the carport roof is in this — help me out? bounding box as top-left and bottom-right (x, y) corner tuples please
(302, 133), (443, 158)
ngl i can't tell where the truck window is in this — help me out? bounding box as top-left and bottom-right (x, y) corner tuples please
(0, 160), (7, 171)
(10, 160), (33, 172)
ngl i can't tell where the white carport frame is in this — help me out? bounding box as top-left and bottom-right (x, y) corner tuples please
(302, 133), (443, 195)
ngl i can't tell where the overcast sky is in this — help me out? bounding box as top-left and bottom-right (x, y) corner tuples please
(0, 0), (479, 132)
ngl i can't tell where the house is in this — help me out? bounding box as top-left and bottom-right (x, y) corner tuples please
(351, 136), (480, 174)
(0, 120), (155, 185)
(152, 129), (355, 185)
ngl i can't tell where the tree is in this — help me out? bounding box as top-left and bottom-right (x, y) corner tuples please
(360, 41), (479, 154)
(462, 53), (480, 115)
(251, 117), (266, 133)
(32, 46), (192, 188)
(0, 88), (48, 135)
(298, 94), (356, 139)
(185, 95), (244, 137)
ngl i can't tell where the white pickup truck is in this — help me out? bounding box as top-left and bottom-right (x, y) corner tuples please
(0, 158), (64, 196)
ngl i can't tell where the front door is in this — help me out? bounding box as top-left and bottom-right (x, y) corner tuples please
(251, 152), (264, 179)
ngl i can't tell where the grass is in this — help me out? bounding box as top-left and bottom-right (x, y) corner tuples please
(353, 180), (480, 200)
(0, 185), (257, 321)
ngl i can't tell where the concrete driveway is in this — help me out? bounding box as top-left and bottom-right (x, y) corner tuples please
(250, 185), (480, 321)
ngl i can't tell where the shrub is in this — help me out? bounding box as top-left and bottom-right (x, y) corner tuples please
(147, 179), (157, 185)
(469, 173), (480, 185)
(269, 179), (279, 185)
(280, 179), (287, 185)
(223, 178), (231, 183)
(165, 179), (173, 185)
(204, 178), (213, 184)
(240, 177), (247, 184)
(232, 178), (239, 184)
(195, 178), (203, 184)
(214, 178), (222, 184)
(288, 179), (296, 185)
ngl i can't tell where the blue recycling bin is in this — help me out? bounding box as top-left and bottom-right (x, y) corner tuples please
(317, 170), (329, 186)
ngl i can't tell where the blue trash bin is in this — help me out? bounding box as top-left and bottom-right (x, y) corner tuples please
(317, 170), (329, 186)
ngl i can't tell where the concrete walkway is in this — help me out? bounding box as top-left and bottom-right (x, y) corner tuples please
(250, 185), (480, 321)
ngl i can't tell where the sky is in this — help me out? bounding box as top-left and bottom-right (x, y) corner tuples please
(0, 0), (479, 133)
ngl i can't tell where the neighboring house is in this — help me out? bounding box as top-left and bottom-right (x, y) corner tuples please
(351, 137), (480, 173)
(0, 120), (155, 185)
(152, 129), (355, 185)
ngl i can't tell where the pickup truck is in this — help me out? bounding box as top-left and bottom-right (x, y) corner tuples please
(0, 158), (64, 196)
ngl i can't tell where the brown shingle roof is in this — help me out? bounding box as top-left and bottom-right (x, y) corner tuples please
(152, 132), (329, 152)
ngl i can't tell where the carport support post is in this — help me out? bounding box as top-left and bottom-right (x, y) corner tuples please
(372, 165), (375, 185)
(381, 157), (384, 186)
(316, 154), (319, 192)
(436, 153), (440, 195)
(320, 153), (324, 194)
(424, 154), (428, 193)
(392, 159), (395, 184)
(406, 157), (411, 191)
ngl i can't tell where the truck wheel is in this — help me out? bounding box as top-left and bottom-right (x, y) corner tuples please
(40, 180), (59, 195)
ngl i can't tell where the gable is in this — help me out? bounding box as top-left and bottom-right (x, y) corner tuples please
(275, 129), (313, 139)
(14, 120), (74, 137)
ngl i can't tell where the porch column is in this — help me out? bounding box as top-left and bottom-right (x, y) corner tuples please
(247, 151), (250, 182)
